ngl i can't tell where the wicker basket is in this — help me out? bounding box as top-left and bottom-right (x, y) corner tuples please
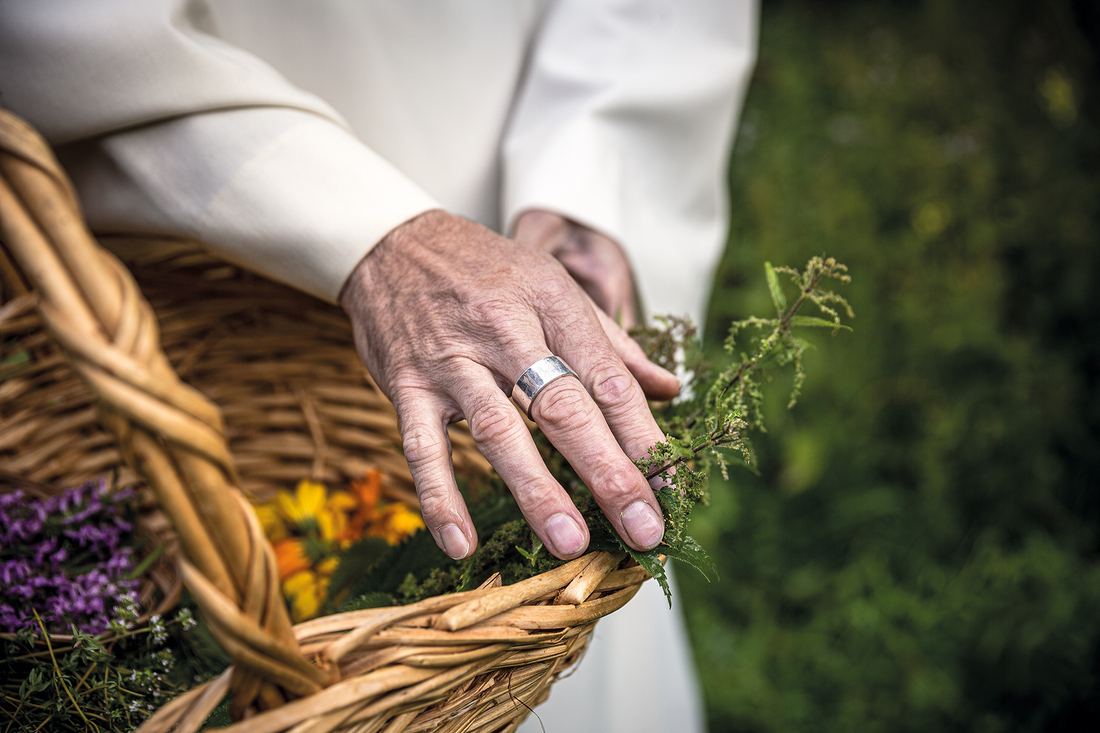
(0, 108), (651, 732)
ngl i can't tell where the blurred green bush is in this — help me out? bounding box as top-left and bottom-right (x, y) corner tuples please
(682, 1), (1100, 731)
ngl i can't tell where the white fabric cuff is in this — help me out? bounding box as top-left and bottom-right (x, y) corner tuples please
(502, 115), (624, 244)
(195, 118), (439, 302)
(60, 108), (441, 303)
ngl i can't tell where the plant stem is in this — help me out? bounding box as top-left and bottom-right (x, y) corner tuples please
(643, 424), (740, 481)
(779, 269), (826, 331)
(2, 700), (22, 733)
(31, 610), (96, 732)
(74, 662), (99, 692)
(642, 270), (829, 483)
(722, 268), (826, 399)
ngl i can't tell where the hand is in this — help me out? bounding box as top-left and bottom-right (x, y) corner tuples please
(340, 210), (679, 561)
(512, 210), (640, 330)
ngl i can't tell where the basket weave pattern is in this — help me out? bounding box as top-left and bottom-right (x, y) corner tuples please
(0, 109), (649, 732)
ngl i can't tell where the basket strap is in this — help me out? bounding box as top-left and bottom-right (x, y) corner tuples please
(0, 108), (335, 715)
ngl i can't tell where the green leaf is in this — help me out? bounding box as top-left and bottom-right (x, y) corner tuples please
(0, 349), (31, 382)
(337, 529), (442, 605)
(327, 536), (392, 604)
(515, 538), (545, 565)
(341, 591), (395, 612)
(125, 542), (166, 581)
(19, 668), (49, 699)
(792, 337), (818, 351)
(624, 546), (672, 608)
(790, 315), (852, 331)
(765, 261), (787, 313)
(202, 695), (234, 728)
(662, 536), (718, 582)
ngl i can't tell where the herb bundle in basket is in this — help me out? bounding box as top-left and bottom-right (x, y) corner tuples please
(0, 106), (850, 732)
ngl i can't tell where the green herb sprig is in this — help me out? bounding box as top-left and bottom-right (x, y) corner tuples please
(616, 255), (853, 604)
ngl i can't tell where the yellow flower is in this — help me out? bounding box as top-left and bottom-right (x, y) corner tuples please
(316, 556), (340, 577)
(275, 479), (329, 534)
(367, 503), (425, 545)
(251, 472), (423, 622)
(323, 491), (358, 545)
(282, 569), (329, 623)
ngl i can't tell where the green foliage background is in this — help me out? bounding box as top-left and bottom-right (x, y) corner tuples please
(681, 0), (1100, 730)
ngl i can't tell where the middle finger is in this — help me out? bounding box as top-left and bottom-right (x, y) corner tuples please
(507, 318), (666, 551)
(449, 362), (592, 560)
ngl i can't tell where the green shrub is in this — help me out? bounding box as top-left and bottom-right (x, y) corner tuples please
(684, 1), (1100, 730)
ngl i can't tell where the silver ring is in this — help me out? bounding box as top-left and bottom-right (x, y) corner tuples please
(512, 356), (580, 418)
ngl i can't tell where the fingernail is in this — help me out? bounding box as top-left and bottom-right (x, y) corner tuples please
(546, 513), (587, 557)
(439, 524), (470, 560)
(621, 501), (664, 549)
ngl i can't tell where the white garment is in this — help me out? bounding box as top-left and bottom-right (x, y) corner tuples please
(0, 2), (757, 730)
(0, 0), (756, 326)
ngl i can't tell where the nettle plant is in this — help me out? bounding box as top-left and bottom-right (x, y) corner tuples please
(333, 257), (852, 611)
(616, 256), (853, 601)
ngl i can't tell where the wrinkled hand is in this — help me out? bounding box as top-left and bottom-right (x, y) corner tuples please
(340, 210), (679, 561)
(513, 210), (640, 330)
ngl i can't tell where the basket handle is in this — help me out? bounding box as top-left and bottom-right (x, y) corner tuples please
(0, 108), (335, 716)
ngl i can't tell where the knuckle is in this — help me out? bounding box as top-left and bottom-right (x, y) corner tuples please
(509, 476), (555, 509)
(518, 490), (562, 524)
(470, 295), (526, 336)
(532, 383), (592, 428)
(540, 273), (577, 301)
(387, 371), (437, 404)
(588, 364), (644, 412)
(590, 461), (645, 504)
(466, 399), (520, 447)
(532, 272), (583, 313)
(400, 424), (449, 471)
(416, 484), (457, 527)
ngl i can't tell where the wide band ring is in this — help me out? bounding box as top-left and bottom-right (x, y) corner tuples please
(512, 356), (580, 418)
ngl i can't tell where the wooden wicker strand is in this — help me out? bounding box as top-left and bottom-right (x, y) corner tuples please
(0, 106), (652, 732)
(0, 108), (318, 715)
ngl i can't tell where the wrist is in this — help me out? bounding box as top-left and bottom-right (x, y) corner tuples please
(339, 208), (450, 311)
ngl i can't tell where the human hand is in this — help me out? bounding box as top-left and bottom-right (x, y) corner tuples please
(512, 210), (640, 330)
(339, 210), (679, 561)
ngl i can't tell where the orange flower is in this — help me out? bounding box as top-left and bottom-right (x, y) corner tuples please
(347, 470), (384, 537)
(272, 538), (311, 581)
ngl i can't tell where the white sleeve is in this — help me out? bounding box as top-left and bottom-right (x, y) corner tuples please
(0, 0), (440, 303)
(502, 0), (758, 324)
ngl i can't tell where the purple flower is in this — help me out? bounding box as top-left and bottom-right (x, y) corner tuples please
(1, 478), (142, 634)
(32, 537), (57, 566)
